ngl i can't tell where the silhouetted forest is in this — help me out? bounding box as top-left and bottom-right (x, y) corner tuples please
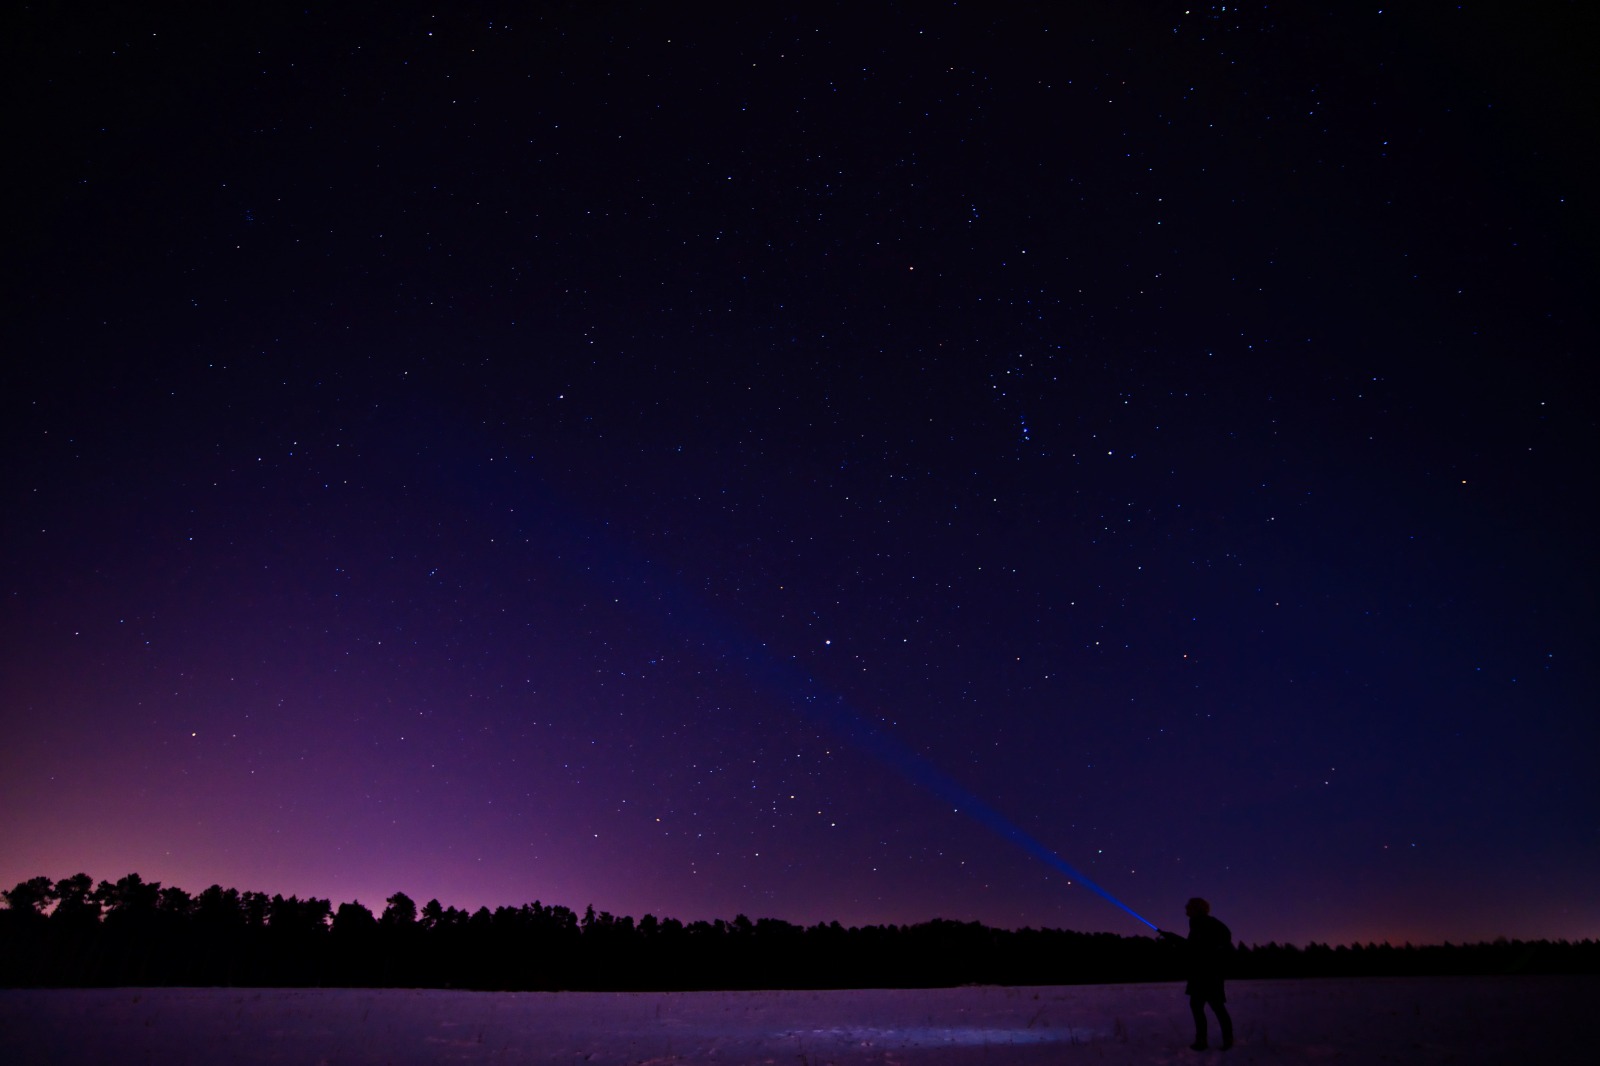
(3, 873), (1594, 990)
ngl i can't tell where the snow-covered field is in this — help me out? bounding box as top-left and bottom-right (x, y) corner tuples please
(1, 976), (1589, 1064)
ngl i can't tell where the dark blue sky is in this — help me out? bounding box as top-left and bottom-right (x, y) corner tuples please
(3, 2), (1594, 946)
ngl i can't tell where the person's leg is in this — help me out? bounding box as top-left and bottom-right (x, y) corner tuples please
(1213, 1000), (1233, 1050)
(1189, 995), (1209, 1049)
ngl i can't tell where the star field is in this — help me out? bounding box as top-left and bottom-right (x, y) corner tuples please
(2, 3), (1594, 947)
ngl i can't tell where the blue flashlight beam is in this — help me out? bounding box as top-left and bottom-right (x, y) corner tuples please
(813, 697), (1159, 932)
(512, 493), (1158, 932)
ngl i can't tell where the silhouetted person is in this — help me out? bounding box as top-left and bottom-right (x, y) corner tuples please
(1159, 897), (1234, 1051)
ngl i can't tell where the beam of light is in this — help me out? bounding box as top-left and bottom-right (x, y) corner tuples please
(716, 633), (1158, 932)
(806, 695), (1159, 932)
(500, 474), (1158, 931)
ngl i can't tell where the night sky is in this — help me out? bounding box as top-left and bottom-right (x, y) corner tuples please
(4, 3), (1595, 949)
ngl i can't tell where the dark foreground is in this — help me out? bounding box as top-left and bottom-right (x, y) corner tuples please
(1, 975), (1591, 1065)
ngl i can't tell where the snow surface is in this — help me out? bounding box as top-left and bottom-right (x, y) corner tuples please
(0, 976), (1589, 1064)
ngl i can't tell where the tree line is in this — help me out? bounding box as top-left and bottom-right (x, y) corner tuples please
(2, 873), (1593, 990)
